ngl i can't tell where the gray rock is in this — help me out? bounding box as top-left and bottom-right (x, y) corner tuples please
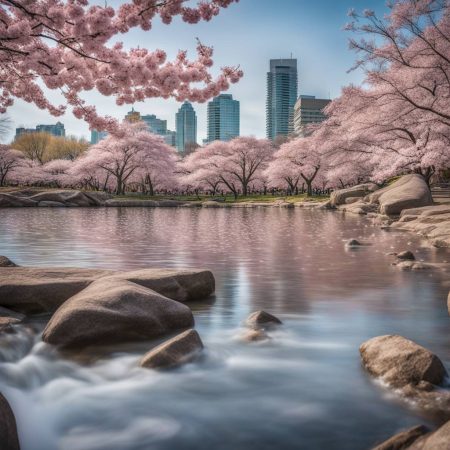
(346, 239), (362, 247)
(107, 268), (215, 303)
(397, 251), (415, 261)
(140, 329), (203, 369)
(409, 420), (450, 449)
(0, 267), (215, 313)
(0, 393), (20, 450)
(0, 193), (36, 207)
(360, 335), (447, 388)
(330, 183), (379, 206)
(202, 200), (224, 208)
(367, 174), (433, 216)
(82, 191), (113, 205)
(42, 279), (194, 349)
(371, 425), (429, 450)
(0, 267), (113, 313)
(246, 311), (282, 328)
(0, 256), (17, 267)
(0, 307), (25, 322)
(38, 201), (66, 207)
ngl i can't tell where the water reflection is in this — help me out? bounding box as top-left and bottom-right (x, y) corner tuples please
(0, 207), (449, 450)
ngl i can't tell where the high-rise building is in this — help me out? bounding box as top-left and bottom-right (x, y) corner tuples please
(91, 129), (109, 145)
(206, 94), (240, 143)
(175, 101), (197, 153)
(125, 108), (141, 123)
(294, 95), (331, 136)
(15, 122), (66, 140)
(163, 130), (177, 147)
(266, 58), (298, 140)
(141, 114), (167, 135)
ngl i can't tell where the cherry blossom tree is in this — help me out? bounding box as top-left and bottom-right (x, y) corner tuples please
(268, 134), (328, 196)
(0, 144), (23, 186)
(0, 0), (243, 131)
(72, 121), (177, 194)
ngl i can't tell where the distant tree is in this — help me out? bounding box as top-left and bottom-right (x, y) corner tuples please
(12, 132), (52, 164)
(0, 145), (23, 186)
(48, 136), (89, 161)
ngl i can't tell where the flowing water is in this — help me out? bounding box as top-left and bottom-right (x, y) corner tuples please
(0, 207), (449, 450)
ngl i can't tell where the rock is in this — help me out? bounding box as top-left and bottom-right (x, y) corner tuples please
(409, 420), (450, 449)
(401, 205), (450, 218)
(360, 335), (447, 388)
(395, 261), (438, 271)
(82, 191), (113, 205)
(330, 183), (379, 207)
(0, 393), (20, 450)
(0, 307), (25, 322)
(367, 174), (433, 216)
(346, 239), (362, 247)
(0, 193), (36, 207)
(105, 199), (158, 207)
(447, 291), (450, 316)
(0, 256), (17, 267)
(397, 251), (415, 261)
(109, 268), (215, 303)
(372, 425), (429, 450)
(38, 201), (66, 207)
(240, 329), (270, 342)
(42, 279), (194, 349)
(0, 267), (114, 313)
(202, 200), (224, 208)
(0, 317), (20, 333)
(0, 267), (215, 313)
(246, 311), (282, 328)
(345, 196), (362, 204)
(140, 329), (203, 369)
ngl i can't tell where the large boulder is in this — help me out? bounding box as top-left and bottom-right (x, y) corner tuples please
(0, 193), (36, 207)
(367, 175), (433, 216)
(0, 393), (20, 450)
(0, 256), (17, 267)
(107, 268), (215, 302)
(360, 335), (447, 388)
(0, 267), (114, 313)
(0, 267), (215, 313)
(373, 421), (450, 450)
(330, 183), (379, 207)
(29, 190), (94, 206)
(42, 279), (194, 349)
(372, 425), (429, 450)
(140, 329), (203, 369)
(82, 191), (113, 205)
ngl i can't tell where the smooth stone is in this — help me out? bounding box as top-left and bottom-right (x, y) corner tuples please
(395, 261), (436, 271)
(0, 317), (21, 334)
(371, 425), (429, 450)
(367, 174), (433, 216)
(0, 267), (114, 313)
(0, 256), (17, 267)
(140, 329), (203, 369)
(104, 268), (215, 302)
(360, 335), (447, 388)
(0, 267), (215, 313)
(0, 193), (36, 207)
(397, 251), (415, 261)
(82, 191), (113, 205)
(42, 279), (194, 349)
(0, 393), (20, 450)
(0, 307), (25, 321)
(346, 239), (362, 247)
(330, 183), (379, 207)
(240, 329), (270, 342)
(38, 201), (66, 207)
(246, 310), (282, 328)
(408, 420), (450, 449)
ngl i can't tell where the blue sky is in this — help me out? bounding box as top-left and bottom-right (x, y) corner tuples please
(4, 0), (389, 143)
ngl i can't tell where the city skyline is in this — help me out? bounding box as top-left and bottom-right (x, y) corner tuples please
(1, 0), (390, 143)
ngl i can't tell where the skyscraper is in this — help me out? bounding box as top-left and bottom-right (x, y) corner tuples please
(90, 129), (109, 145)
(15, 121), (66, 140)
(206, 94), (240, 143)
(294, 95), (331, 136)
(141, 114), (167, 135)
(266, 58), (298, 140)
(175, 101), (197, 153)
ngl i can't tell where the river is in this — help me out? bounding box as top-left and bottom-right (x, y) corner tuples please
(0, 207), (449, 450)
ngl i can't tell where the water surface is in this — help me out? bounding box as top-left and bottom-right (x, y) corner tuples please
(0, 207), (449, 450)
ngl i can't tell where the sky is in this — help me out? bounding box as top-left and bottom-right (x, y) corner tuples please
(3, 0), (390, 143)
